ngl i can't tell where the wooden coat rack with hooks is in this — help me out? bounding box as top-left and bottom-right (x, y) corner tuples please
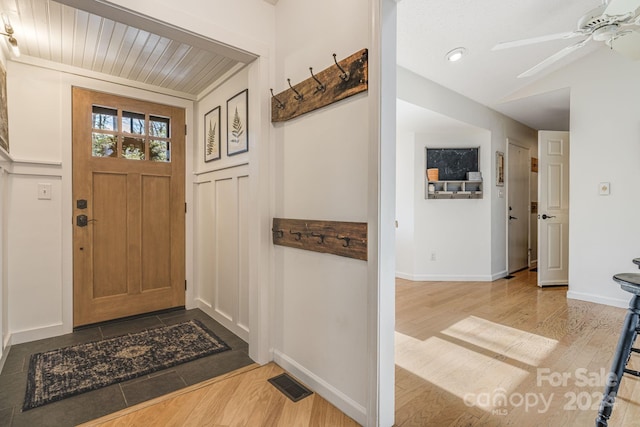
(272, 218), (367, 261)
(270, 48), (368, 123)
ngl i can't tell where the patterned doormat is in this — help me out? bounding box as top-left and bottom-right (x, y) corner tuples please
(23, 320), (230, 411)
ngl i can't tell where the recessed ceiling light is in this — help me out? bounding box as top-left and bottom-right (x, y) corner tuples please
(446, 47), (466, 62)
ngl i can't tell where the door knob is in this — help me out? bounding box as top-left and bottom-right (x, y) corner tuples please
(509, 216), (518, 220)
(541, 214), (556, 220)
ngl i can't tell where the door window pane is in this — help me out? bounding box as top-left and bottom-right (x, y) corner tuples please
(90, 106), (173, 162)
(122, 111), (145, 135)
(150, 116), (170, 138)
(150, 140), (170, 162)
(92, 133), (117, 157)
(92, 106), (117, 131)
(122, 137), (145, 160)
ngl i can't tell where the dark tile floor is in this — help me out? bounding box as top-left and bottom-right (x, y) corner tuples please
(0, 309), (254, 426)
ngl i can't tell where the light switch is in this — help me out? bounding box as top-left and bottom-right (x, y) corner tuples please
(38, 183), (52, 200)
(599, 182), (610, 196)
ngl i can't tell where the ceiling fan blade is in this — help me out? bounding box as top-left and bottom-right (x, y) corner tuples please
(492, 32), (582, 50)
(518, 37), (592, 78)
(603, 0), (640, 16)
(609, 30), (640, 59)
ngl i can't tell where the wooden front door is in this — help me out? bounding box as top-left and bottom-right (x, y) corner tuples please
(72, 87), (185, 327)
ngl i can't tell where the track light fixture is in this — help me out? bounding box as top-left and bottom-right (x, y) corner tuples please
(0, 13), (19, 57)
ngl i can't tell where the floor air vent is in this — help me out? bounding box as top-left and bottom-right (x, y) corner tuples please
(505, 275), (515, 279)
(268, 373), (313, 402)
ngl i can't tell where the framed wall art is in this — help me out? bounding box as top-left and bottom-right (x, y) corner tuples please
(226, 89), (248, 156)
(204, 106), (221, 162)
(496, 151), (505, 186)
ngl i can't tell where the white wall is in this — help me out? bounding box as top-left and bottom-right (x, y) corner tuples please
(504, 48), (640, 307)
(0, 49), (8, 369)
(397, 128), (493, 280)
(397, 67), (537, 279)
(5, 60), (193, 344)
(271, 0), (386, 424)
(0, 157), (8, 370)
(395, 130), (415, 276)
(193, 67), (250, 341)
(567, 51), (640, 307)
(563, 50), (640, 307)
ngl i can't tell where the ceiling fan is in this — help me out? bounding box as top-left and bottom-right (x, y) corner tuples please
(492, 0), (640, 77)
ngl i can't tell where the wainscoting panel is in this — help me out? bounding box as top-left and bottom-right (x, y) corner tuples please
(214, 177), (235, 322)
(194, 164), (249, 341)
(237, 175), (250, 333)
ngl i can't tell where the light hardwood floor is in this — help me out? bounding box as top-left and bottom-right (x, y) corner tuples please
(80, 363), (359, 427)
(395, 269), (640, 426)
(82, 270), (640, 426)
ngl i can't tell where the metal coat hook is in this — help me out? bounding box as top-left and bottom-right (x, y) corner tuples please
(311, 232), (325, 244)
(309, 67), (325, 93)
(287, 78), (303, 101)
(271, 228), (284, 238)
(359, 50), (368, 63)
(336, 235), (351, 247)
(289, 229), (302, 241)
(270, 88), (285, 109)
(333, 53), (350, 81)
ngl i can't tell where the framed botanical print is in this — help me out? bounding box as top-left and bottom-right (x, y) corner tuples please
(204, 106), (221, 162)
(496, 151), (505, 186)
(226, 89), (248, 156)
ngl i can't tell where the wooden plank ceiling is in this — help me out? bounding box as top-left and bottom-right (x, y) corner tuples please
(5, 0), (250, 97)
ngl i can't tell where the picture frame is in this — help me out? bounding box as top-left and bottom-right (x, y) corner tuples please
(496, 151), (505, 186)
(204, 106), (221, 162)
(0, 62), (9, 153)
(226, 89), (248, 156)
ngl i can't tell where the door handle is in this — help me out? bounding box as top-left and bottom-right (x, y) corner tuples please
(541, 214), (556, 220)
(76, 215), (96, 227)
(509, 216), (518, 220)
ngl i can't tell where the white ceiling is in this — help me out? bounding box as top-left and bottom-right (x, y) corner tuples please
(1, 0), (256, 98)
(397, 0), (639, 131)
(1, 0), (635, 126)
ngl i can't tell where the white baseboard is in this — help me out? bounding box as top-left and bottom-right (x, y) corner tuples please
(492, 270), (509, 280)
(567, 290), (628, 309)
(9, 323), (65, 345)
(396, 271), (496, 282)
(273, 350), (366, 426)
(196, 299), (249, 342)
(0, 335), (11, 373)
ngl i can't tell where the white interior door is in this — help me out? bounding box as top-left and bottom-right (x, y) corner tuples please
(538, 131), (570, 287)
(507, 142), (529, 273)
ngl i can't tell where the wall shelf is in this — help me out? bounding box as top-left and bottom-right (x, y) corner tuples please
(426, 180), (483, 199)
